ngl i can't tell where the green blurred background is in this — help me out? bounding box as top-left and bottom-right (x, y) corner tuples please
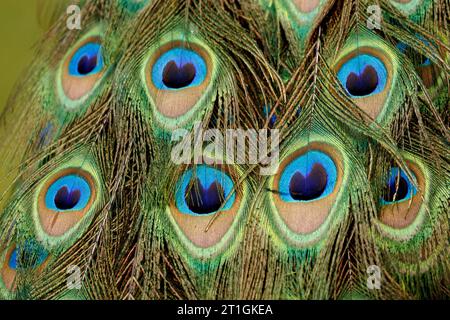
(0, 1), (65, 113)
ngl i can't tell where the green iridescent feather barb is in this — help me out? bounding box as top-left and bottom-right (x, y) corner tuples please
(0, 0), (448, 300)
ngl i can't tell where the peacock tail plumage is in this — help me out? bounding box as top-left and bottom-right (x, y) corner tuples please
(0, 0), (448, 300)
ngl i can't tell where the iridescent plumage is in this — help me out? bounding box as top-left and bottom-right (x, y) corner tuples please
(0, 0), (448, 300)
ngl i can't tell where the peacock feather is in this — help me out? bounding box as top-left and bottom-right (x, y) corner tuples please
(0, 0), (448, 300)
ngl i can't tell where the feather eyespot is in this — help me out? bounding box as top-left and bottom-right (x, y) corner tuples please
(152, 48), (207, 91)
(379, 164), (425, 229)
(390, 0), (427, 17)
(334, 44), (395, 121)
(44, 174), (92, 212)
(61, 36), (105, 101)
(292, 0), (321, 13)
(175, 165), (235, 216)
(37, 168), (97, 237)
(7, 241), (48, 271)
(1, 240), (49, 292)
(169, 165), (242, 249)
(271, 143), (343, 236)
(274, 0), (327, 46)
(68, 43), (103, 77)
(145, 41), (214, 120)
(278, 151), (337, 203)
(381, 168), (417, 205)
(337, 54), (387, 98)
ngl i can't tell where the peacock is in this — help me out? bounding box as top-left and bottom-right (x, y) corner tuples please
(0, 0), (448, 300)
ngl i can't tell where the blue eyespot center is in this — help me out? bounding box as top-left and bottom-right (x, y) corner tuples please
(152, 48), (207, 90)
(78, 55), (98, 75)
(289, 163), (327, 201)
(185, 178), (225, 214)
(382, 168), (417, 204)
(163, 60), (196, 89)
(346, 65), (378, 96)
(8, 241), (48, 271)
(176, 166), (235, 216)
(337, 54), (387, 98)
(279, 151), (337, 202)
(69, 43), (103, 76)
(54, 186), (81, 210)
(45, 174), (91, 212)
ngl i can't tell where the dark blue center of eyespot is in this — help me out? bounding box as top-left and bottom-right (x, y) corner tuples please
(152, 48), (207, 90)
(54, 186), (81, 210)
(337, 54), (387, 98)
(8, 241), (48, 271)
(289, 164), (328, 201)
(384, 175), (408, 202)
(69, 43), (103, 76)
(346, 65), (379, 96)
(45, 174), (91, 212)
(185, 178), (225, 214)
(176, 165), (235, 216)
(279, 151), (337, 202)
(163, 61), (196, 89)
(78, 55), (98, 75)
(382, 167), (417, 204)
